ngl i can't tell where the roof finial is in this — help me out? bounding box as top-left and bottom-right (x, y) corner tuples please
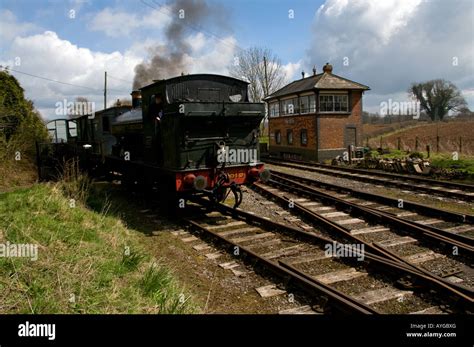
(301, 71), (305, 79)
(313, 66), (317, 75)
(323, 62), (333, 74)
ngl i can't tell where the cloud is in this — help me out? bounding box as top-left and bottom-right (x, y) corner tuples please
(0, 10), (39, 42)
(1, 31), (143, 119)
(88, 6), (172, 37)
(0, 27), (239, 119)
(282, 60), (303, 81)
(307, 0), (474, 109)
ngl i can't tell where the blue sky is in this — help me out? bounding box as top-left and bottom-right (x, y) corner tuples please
(1, 0), (319, 62)
(0, 0), (473, 120)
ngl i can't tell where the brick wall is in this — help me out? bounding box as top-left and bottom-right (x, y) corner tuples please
(268, 91), (364, 161)
(318, 91), (363, 149)
(269, 114), (317, 149)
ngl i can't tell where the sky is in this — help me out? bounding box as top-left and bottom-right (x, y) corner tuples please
(0, 0), (473, 120)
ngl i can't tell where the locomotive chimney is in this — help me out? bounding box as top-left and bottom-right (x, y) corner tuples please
(131, 90), (142, 108)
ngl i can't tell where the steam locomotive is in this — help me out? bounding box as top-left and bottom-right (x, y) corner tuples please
(39, 74), (269, 209)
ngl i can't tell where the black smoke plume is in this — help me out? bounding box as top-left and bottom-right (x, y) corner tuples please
(133, 0), (227, 89)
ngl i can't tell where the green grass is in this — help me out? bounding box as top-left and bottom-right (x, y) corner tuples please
(0, 182), (195, 313)
(429, 154), (474, 175)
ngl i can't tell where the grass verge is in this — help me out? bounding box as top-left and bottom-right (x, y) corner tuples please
(0, 181), (195, 313)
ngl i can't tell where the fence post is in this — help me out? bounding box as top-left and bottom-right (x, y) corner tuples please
(380, 136), (383, 149)
(436, 135), (440, 153)
(426, 145), (430, 158)
(397, 137), (401, 150)
(366, 136), (369, 147)
(415, 137), (419, 151)
(459, 136), (462, 154)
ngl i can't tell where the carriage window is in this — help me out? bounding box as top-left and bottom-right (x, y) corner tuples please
(68, 121), (77, 137)
(46, 120), (68, 143)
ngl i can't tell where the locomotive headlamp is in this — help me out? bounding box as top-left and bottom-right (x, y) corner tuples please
(194, 175), (207, 191)
(183, 174), (196, 187)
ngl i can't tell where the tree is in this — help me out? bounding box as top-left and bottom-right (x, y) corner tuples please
(229, 47), (287, 103)
(409, 79), (467, 121)
(0, 69), (48, 157)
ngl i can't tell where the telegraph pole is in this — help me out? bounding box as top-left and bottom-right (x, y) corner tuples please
(263, 56), (269, 97)
(104, 71), (107, 110)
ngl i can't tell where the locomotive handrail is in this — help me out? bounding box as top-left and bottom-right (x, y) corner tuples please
(185, 111), (217, 116)
(237, 111), (262, 116)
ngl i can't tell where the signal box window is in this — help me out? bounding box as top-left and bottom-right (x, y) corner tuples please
(300, 129), (308, 146)
(275, 130), (281, 144)
(287, 129), (293, 145)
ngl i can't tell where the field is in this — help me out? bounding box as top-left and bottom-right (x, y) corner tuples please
(365, 120), (474, 156)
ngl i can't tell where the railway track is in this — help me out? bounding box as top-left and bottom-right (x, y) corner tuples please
(251, 176), (473, 296)
(264, 158), (474, 202)
(182, 199), (473, 314)
(268, 169), (474, 241)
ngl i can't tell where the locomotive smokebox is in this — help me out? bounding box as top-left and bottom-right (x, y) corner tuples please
(131, 90), (142, 108)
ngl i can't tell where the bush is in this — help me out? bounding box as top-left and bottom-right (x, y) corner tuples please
(408, 152), (424, 159)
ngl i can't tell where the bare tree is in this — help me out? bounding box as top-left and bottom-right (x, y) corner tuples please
(409, 79), (467, 121)
(229, 47), (287, 103)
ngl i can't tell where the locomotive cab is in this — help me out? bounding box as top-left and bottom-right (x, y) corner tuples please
(140, 74), (267, 204)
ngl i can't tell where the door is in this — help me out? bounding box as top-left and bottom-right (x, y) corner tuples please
(345, 127), (357, 147)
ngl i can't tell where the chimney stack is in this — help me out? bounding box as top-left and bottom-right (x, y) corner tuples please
(313, 66), (317, 75)
(301, 71), (305, 79)
(131, 90), (142, 108)
(322, 62), (333, 74)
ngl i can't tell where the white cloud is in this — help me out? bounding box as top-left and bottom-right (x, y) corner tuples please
(0, 10), (39, 42)
(183, 35), (237, 75)
(88, 7), (172, 37)
(307, 0), (474, 109)
(282, 60), (302, 81)
(1, 26), (239, 120)
(1, 31), (143, 119)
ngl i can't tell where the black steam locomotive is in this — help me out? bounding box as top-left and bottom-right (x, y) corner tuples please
(39, 74), (269, 208)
